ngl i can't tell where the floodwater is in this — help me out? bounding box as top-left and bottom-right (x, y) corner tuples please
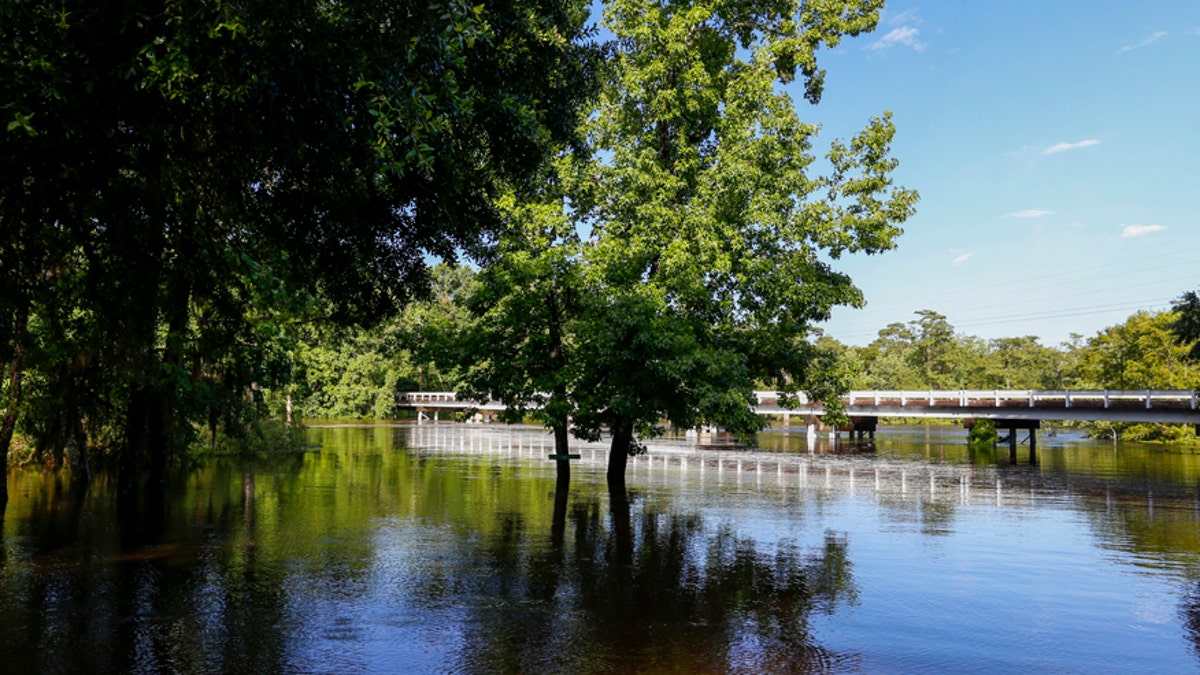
(3, 423), (1200, 673)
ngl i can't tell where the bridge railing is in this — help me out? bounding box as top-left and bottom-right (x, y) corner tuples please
(399, 391), (461, 404)
(402, 389), (1199, 412)
(751, 389), (1198, 410)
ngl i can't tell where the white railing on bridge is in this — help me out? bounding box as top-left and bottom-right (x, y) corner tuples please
(399, 389), (1200, 424)
(404, 390), (1198, 411)
(819, 389), (1198, 410)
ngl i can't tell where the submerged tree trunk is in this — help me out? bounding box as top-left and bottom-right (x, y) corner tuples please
(553, 422), (570, 484)
(0, 305), (29, 507)
(63, 404), (91, 487)
(607, 416), (633, 492)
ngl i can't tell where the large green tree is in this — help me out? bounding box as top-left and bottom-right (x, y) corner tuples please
(465, 0), (916, 491)
(0, 0), (594, 499)
(453, 177), (590, 483)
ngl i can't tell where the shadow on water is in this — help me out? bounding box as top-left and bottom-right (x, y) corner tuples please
(0, 464), (298, 673)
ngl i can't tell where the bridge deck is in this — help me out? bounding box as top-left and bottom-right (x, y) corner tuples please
(398, 389), (1200, 425)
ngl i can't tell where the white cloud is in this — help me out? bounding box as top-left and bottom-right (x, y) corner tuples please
(885, 8), (922, 26)
(1187, 27), (1200, 36)
(952, 252), (974, 266)
(1007, 209), (1053, 218)
(1120, 224), (1166, 238)
(1042, 139), (1100, 155)
(870, 26), (926, 52)
(1118, 31), (1168, 53)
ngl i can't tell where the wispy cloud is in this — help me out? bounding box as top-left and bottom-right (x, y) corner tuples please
(1007, 209), (1053, 219)
(870, 26), (926, 52)
(885, 8), (922, 26)
(952, 252), (974, 266)
(1120, 224), (1166, 238)
(1118, 31), (1168, 53)
(1043, 139), (1100, 155)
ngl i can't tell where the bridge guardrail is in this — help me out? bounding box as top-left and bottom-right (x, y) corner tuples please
(401, 390), (1199, 415)
(750, 389), (1198, 410)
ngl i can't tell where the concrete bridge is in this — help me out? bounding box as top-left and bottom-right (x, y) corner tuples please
(397, 389), (1200, 459)
(399, 389), (1200, 423)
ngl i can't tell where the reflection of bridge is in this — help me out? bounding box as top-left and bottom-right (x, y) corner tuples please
(397, 389), (1200, 460)
(405, 424), (1200, 519)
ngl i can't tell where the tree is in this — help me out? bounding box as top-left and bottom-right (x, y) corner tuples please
(1171, 290), (1200, 362)
(1074, 310), (1200, 441)
(0, 0), (595, 497)
(983, 336), (1063, 389)
(566, 0), (915, 489)
(454, 179), (590, 484)
(1076, 311), (1199, 390)
(908, 310), (957, 386)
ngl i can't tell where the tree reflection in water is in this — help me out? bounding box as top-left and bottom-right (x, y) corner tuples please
(449, 478), (859, 673)
(1183, 582), (1200, 661)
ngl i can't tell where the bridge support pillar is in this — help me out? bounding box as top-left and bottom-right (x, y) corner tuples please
(850, 416), (878, 442)
(995, 419), (1039, 464)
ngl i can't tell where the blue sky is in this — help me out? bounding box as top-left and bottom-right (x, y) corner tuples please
(795, 1), (1200, 346)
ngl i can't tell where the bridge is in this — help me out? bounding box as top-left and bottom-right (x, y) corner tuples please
(397, 389), (1200, 459)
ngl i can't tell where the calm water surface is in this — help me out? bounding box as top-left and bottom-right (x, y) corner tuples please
(3, 423), (1200, 673)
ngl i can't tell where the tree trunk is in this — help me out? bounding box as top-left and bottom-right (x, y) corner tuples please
(607, 416), (633, 492)
(553, 422), (570, 484)
(0, 304), (29, 507)
(63, 403), (91, 487)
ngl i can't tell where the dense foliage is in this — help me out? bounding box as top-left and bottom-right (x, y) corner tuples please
(840, 307), (1200, 442)
(438, 0), (918, 489)
(0, 0), (596, 497)
(5, 0), (1197, 502)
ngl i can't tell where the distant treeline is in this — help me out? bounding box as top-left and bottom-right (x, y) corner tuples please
(268, 266), (1200, 443)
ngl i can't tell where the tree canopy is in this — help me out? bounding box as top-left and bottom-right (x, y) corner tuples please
(0, 0), (597, 497)
(443, 0), (917, 489)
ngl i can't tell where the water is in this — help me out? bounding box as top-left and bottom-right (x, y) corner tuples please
(3, 424), (1200, 673)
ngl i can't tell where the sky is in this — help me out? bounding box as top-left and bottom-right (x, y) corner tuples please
(789, 1), (1200, 346)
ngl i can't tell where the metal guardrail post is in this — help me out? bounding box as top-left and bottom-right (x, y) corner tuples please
(1146, 389), (1152, 409)
(1065, 390), (1071, 408)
